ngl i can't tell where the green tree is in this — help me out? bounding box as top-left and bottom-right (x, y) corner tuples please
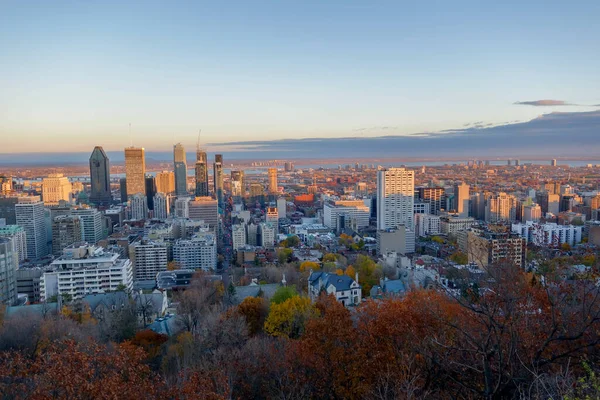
(449, 251), (468, 265)
(271, 286), (298, 305)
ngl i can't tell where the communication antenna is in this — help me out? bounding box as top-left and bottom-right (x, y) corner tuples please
(197, 129), (202, 151)
(129, 123), (132, 147)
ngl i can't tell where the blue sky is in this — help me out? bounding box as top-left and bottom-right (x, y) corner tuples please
(1, 0), (599, 153)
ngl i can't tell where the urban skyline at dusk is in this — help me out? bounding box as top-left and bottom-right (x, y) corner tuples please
(2, 1), (600, 153)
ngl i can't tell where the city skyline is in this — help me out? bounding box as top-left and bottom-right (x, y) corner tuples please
(1, 1), (599, 153)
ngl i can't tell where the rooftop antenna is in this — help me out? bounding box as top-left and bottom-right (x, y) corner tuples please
(196, 129), (202, 151)
(129, 123), (132, 147)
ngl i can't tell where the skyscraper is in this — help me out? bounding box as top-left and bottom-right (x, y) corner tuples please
(376, 167), (415, 230)
(15, 197), (47, 259)
(71, 208), (105, 244)
(268, 168), (278, 194)
(124, 147), (146, 197)
(173, 143), (188, 196)
(42, 174), (72, 205)
(156, 171), (175, 194)
(153, 193), (169, 220)
(213, 154), (223, 206)
(194, 148), (209, 197)
(130, 194), (148, 220)
(189, 197), (218, 229)
(119, 178), (127, 203)
(231, 170), (245, 198)
(145, 175), (157, 210)
(89, 146), (112, 206)
(454, 182), (470, 217)
(51, 215), (82, 256)
(0, 237), (18, 305)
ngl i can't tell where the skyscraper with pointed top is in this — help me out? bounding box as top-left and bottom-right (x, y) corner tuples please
(195, 132), (209, 197)
(173, 143), (188, 196)
(89, 146), (112, 206)
(213, 154), (223, 207)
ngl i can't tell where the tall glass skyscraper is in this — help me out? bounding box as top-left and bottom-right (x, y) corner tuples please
(89, 146), (112, 206)
(195, 149), (209, 197)
(124, 147), (146, 197)
(173, 143), (188, 196)
(213, 154), (223, 207)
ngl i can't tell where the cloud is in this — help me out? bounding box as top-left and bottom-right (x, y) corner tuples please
(514, 99), (574, 106)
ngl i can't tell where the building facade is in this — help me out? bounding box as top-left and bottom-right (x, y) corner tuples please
(124, 147), (146, 197)
(42, 174), (72, 205)
(173, 143), (188, 196)
(15, 197), (47, 259)
(89, 146), (112, 206)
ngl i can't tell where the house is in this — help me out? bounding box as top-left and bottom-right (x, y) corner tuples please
(232, 279), (282, 305)
(308, 271), (361, 307)
(370, 277), (407, 298)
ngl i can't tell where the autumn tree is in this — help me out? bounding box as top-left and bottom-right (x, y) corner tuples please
(264, 296), (318, 338)
(299, 260), (319, 272)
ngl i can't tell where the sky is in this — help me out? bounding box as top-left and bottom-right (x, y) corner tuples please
(1, 0), (599, 154)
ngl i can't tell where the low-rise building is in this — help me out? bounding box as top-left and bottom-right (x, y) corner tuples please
(308, 271), (361, 307)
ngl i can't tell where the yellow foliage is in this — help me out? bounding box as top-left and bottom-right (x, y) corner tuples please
(335, 269), (344, 276)
(264, 296), (318, 339)
(345, 265), (356, 279)
(300, 261), (320, 273)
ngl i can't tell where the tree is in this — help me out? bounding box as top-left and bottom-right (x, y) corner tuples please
(345, 265), (356, 279)
(167, 261), (180, 271)
(236, 297), (268, 336)
(353, 255), (382, 296)
(264, 296), (318, 339)
(277, 248), (293, 264)
(299, 261), (319, 273)
(323, 253), (337, 263)
(449, 251), (468, 265)
(271, 286), (298, 305)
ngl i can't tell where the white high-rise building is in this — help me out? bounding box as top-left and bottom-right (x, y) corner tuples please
(277, 197), (287, 219)
(0, 225), (27, 262)
(323, 200), (370, 231)
(511, 222), (583, 247)
(129, 240), (168, 281)
(39, 244), (133, 301)
(260, 222), (276, 248)
(377, 168), (415, 230)
(153, 193), (169, 220)
(15, 197), (47, 259)
(415, 213), (441, 237)
(0, 237), (18, 304)
(130, 193), (148, 220)
(232, 224), (247, 250)
(71, 208), (104, 244)
(172, 232), (217, 271)
(42, 174), (72, 205)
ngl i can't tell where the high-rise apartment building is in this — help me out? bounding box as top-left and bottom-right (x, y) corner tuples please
(15, 197), (47, 259)
(213, 154), (223, 206)
(130, 194), (148, 220)
(194, 149), (209, 197)
(174, 197), (190, 218)
(231, 170), (245, 198)
(153, 193), (169, 220)
(124, 147), (146, 197)
(156, 171), (175, 194)
(323, 200), (370, 231)
(42, 174), (72, 205)
(0, 197), (18, 225)
(119, 178), (127, 203)
(232, 224), (246, 250)
(129, 240), (168, 281)
(485, 193), (519, 223)
(0, 225), (27, 262)
(71, 208), (104, 244)
(173, 232), (217, 271)
(460, 228), (526, 269)
(418, 187), (445, 215)
(51, 215), (82, 256)
(377, 168), (415, 230)
(277, 197), (287, 219)
(268, 168), (278, 194)
(0, 237), (18, 305)
(454, 182), (470, 217)
(89, 146), (112, 206)
(259, 222), (276, 248)
(173, 143), (188, 196)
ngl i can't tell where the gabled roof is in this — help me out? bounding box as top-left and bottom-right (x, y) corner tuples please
(310, 272), (359, 292)
(6, 303), (59, 318)
(82, 291), (129, 312)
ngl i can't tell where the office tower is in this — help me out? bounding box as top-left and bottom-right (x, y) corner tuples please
(323, 200), (370, 231)
(522, 204), (542, 222)
(173, 143), (188, 196)
(415, 213), (441, 237)
(71, 208), (104, 244)
(156, 171), (175, 194)
(154, 193), (169, 220)
(15, 197), (47, 259)
(145, 175), (157, 210)
(173, 232), (217, 271)
(40, 244), (133, 301)
(246, 223), (258, 246)
(130, 194), (148, 220)
(0, 176), (13, 194)
(454, 182), (470, 217)
(268, 168), (278, 193)
(89, 146), (112, 206)
(277, 197), (287, 219)
(213, 154), (223, 206)
(0, 225), (27, 262)
(418, 187), (445, 215)
(0, 197), (18, 225)
(119, 178), (127, 202)
(266, 206), (279, 225)
(128, 240), (168, 281)
(551, 159), (557, 167)
(174, 197), (190, 218)
(51, 215), (82, 256)
(377, 168), (415, 230)
(124, 147), (146, 197)
(42, 174), (72, 205)
(194, 146), (209, 197)
(485, 192), (518, 223)
(231, 170), (245, 198)
(249, 183), (265, 200)
(284, 162), (294, 172)
(188, 197), (218, 229)
(0, 237), (18, 304)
